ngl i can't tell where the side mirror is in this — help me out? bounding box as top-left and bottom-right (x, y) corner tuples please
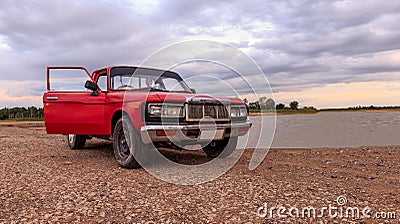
(190, 88), (196, 94)
(85, 80), (99, 96)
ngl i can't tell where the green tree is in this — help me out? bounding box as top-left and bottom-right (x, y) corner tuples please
(0, 106), (43, 120)
(276, 103), (285, 110)
(28, 106), (38, 118)
(0, 107), (8, 120)
(249, 101), (260, 111)
(258, 97), (267, 110)
(290, 101), (299, 110)
(259, 97), (275, 110)
(265, 98), (275, 110)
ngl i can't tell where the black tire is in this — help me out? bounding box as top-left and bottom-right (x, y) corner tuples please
(113, 116), (146, 169)
(67, 134), (86, 149)
(202, 137), (238, 158)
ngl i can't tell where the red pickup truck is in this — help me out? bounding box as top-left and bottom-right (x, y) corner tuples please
(43, 66), (252, 168)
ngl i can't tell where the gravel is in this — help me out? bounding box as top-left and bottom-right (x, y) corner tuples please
(0, 122), (399, 223)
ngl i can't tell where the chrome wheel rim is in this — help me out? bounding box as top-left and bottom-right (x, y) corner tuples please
(68, 134), (75, 144)
(118, 124), (131, 160)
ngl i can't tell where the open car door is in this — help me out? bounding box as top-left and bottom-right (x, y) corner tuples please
(43, 66), (108, 135)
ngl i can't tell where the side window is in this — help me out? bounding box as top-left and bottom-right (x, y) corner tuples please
(48, 68), (90, 92)
(110, 75), (147, 90)
(162, 78), (185, 91)
(97, 75), (107, 92)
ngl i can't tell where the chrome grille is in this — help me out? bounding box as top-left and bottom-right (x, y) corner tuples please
(188, 104), (203, 119)
(186, 103), (230, 121)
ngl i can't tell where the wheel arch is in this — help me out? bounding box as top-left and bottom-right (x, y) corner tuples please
(111, 110), (130, 135)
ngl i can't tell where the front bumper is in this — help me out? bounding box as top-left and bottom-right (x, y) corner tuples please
(140, 121), (252, 144)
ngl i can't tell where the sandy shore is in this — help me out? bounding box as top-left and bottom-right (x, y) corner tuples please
(0, 122), (399, 223)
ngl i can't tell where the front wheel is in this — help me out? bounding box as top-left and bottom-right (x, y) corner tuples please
(113, 116), (146, 169)
(202, 137), (238, 158)
(67, 134), (86, 149)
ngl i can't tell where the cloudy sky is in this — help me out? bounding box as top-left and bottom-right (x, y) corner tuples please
(1, 0), (400, 108)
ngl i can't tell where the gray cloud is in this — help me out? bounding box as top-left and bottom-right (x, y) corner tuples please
(1, 0), (400, 107)
(0, 0), (178, 81)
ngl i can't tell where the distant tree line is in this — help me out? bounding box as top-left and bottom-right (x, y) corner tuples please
(0, 107), (44, 120)
(245, 97), (400, 114)
(319, 105), (400, 111)
(245, 97), (316, 112)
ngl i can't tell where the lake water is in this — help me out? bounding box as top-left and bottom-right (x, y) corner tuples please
(247, 111), (400, 148)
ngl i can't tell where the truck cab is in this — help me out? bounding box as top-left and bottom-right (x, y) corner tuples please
(43, 66), (252, 168)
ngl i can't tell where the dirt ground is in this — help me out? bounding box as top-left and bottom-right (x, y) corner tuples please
(0, 122), (399, 223)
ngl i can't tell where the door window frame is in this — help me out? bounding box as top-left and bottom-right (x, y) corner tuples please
(46, 66), (91, 91)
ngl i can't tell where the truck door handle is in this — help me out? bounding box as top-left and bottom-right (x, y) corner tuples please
(46, 96), (59, 100)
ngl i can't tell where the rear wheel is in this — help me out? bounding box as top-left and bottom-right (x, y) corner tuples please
(202, 137), (238, 158)
(67, 134), (86, 149)
(113, 116), (146, 169)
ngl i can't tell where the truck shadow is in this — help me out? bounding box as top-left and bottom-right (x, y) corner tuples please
(84, 140), (113, 151)
(84, 140), (213, 165)
(156, 148), (214, 165)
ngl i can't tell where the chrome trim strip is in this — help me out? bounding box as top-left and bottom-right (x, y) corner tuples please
(185, 96), (230, 104)
(46, 96), (59, 100)
(140, 121), (252, 144)
(140, 121), (252, 132)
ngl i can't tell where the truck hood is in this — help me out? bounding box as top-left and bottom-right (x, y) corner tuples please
(146, 92), (244, 104)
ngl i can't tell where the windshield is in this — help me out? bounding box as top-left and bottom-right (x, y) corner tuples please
(110, 67), (192, 92)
